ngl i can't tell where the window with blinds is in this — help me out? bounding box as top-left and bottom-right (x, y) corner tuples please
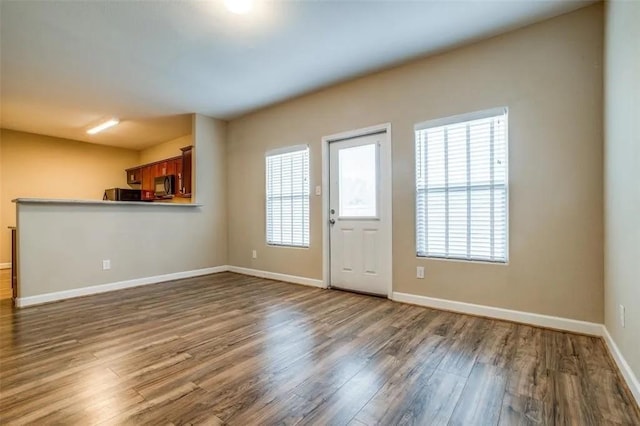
(415, 108), (508, 263)
(266, 145), (310, 247)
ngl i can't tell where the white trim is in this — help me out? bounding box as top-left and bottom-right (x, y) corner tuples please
(322, 133), (330, 289)
(414, 106), (507, 131)
(321, 123), (393, 298)
(265, 144), (309, 156)
(0, 263), (11, 270)
(414, 108), (510, 264)
(265, 146), (310, 248)
(227, 266), (325, 289)
(386, 291), (639, 406)
(16, 265), (325, 308)
(391, 291), (602, 336)
(602, 327), (640, 406)
(16, 266), (229, 308)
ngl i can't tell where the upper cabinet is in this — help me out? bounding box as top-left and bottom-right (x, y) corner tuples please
(141, 165), (155, 192)
(174, 157), (183, 193)
(125, 145), (193, 200)
(180, 146), (193, 197)
(155, 160), (176, 177)
(126, 167), (142, 185)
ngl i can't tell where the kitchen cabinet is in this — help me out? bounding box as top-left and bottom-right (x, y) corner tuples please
(155, 161), (168, 177)
(166, 160), (176, 177)
(125, 147), (192, 199)
(180, 146), (193, 196)
(175, 158), (183, 195)
(153, 160), (177, 177)
(141, 165), (155, 192)
(126, 167), (142, 185)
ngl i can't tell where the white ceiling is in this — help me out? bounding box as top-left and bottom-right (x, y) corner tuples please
(0, 0), (594, 149)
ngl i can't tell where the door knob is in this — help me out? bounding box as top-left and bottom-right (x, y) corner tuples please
(329, 218), (336, 225)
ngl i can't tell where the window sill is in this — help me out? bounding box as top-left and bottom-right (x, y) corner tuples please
(415, 255), (509, 266)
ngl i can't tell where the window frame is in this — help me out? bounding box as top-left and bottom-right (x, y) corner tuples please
(265, 144), (311, 249)
(414, 107), (509, 264)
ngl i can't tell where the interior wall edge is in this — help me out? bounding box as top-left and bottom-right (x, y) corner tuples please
(227, 265), (325, 288)
(15, 265), (230, 308)
(603, 0), (640, 385)
(391, 291), (603, 336)
(602, 326), (640, 407)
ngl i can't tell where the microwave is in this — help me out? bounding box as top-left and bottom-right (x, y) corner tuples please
(155, 175), (176, 197)
(104, 188), (141, 202)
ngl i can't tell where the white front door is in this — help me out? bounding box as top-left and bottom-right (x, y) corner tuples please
(329, 130), (391, 296)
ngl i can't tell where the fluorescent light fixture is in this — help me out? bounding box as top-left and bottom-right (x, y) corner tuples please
(87, 118), (119, 135)
(225, 0), (253, 14)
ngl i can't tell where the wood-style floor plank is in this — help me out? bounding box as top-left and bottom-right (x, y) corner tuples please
(449, 362), (508, 426)
(0, 272), (638, 425)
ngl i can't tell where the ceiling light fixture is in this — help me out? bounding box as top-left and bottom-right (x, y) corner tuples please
(225, 0), (253, 15)
(87, 118), (119, 135)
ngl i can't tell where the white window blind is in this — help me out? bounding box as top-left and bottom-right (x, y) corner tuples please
(266, 145), (310, 247)
(415, 108), (508, 263)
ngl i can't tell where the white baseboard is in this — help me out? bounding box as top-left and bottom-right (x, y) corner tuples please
(227, 266), (326, 289)
(16, 265), (229, 308)
(390, 291), (639, 406)
(16, 265), (323, 308)
(391, 291), (603, 336)
(0, 262), (11, 270)
(602, 327), (640, 406)
(392, 290), (640, 407)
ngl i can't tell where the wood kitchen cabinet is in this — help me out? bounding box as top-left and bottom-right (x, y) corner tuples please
(126, 167), (142, 185)
(153, 159), (177, 177)
(141, 165), (155, 192)
(166, 160), (176, 176)
(125, 147), (192, 199)
(174, 158), (183, 194)
(155, 161), (167, 177)
(154, 162), (165, 177)
(180, 146), (193, 196)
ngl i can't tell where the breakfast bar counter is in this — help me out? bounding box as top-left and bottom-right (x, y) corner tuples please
(12, 198), (202, 207)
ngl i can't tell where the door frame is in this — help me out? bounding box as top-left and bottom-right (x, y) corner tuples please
(321, 123), (393, 298)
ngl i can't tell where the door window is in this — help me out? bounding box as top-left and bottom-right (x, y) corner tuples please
(338, 143), (378, 218)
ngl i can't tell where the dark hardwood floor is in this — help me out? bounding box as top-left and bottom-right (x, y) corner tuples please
(0, 272), (638, 425)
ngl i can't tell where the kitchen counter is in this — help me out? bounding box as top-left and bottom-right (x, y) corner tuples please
(12, 198), (202, 207)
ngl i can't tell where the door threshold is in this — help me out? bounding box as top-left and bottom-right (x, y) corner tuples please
(329, 285), (388, 299)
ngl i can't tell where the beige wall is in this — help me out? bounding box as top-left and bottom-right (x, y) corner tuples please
(0, 129), (139, 264)
(139, 134), (192, 164)
(604, 0), (640, 379)
(227, 5), (604, 322)
(16, 115), (227, 298)
(192, 114), (228, 260)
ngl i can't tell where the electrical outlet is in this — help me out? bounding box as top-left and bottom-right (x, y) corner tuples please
(620, 304), (626, 328)
(315, 185), (322, 196)
(416, 266), (425, 279)
(252, 250), (257, 259)
(102, 259), (111, 270)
